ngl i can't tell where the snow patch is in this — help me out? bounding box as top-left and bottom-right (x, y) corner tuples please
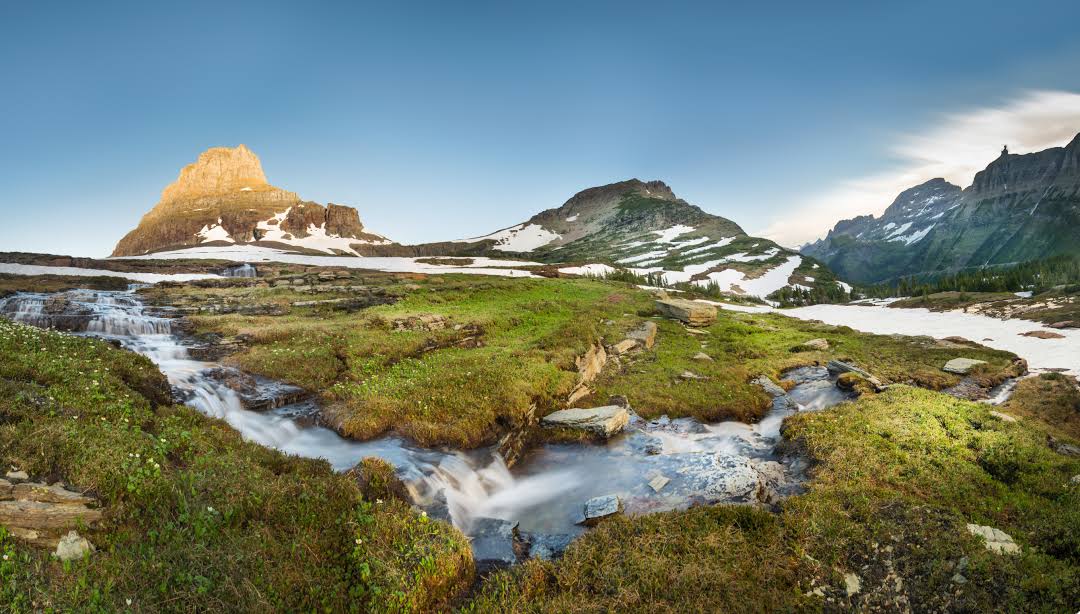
(456, 223), (561, 253)
(651, 225), (696, 243)
(559, 263), (616, 276)
(0, 263), (221, 283)
(565, 214), (579, 222)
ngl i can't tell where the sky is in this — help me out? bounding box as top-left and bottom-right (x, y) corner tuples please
(2, 1), (1080, 257)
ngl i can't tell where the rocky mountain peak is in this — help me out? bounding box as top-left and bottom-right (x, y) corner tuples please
(159, 145), (271, 204)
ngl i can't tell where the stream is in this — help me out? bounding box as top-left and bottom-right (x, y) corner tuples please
(1, 288), (852, 567)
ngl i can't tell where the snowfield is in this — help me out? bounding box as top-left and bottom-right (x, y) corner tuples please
(454, 223), (562, 252)
(784, 303), (1079, 376)
(0, 263), (223, 283)
(111, 245), (542, 277)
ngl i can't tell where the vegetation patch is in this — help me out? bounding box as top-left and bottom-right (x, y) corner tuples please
(0, 319), (471, 612)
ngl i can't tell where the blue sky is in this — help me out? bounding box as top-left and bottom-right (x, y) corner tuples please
(2, 1), (1080, 256)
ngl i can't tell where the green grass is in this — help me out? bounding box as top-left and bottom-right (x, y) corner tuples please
(468, 386), (1080, 612)
(0, 319), (471, 613)
(168, 275), (1021, 447)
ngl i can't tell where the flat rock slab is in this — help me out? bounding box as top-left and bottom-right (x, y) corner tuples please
(582, 495), (622, 525)
(943, 358), (987, 375)
(0, 500), (102, 530)
(966, 523), (1020, 555)
(655, 299), (716, 327)
(542, 405), (629, 437)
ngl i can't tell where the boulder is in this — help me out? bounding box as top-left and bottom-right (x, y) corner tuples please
(655, 299), (716, 327)
(966, 523), (1020, 555)
(692, 352), (714, 362)
(468, 517), (519, 573)
(1047, 320), (1074, 329)
(541, 406), (629, 438)
(522, 532), (574, 561)
(54, 530), (94, 561)
(626, 321), (658, 349)
(801, 338), (830, 351)
(671, 453), (762, 501)
(943, 358), (987, 375)
(582, 495), (622, 525)
(827, 360), (886, 391)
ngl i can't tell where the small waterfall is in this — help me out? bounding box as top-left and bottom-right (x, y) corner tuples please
(222, 263), (257, 278)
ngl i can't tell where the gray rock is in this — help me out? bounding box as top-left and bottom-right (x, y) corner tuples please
(943, 358), (988, 375)
(5, 470), (29, 482)
(966, 523), (1020, 554)
(671, 453), (762, 501)
(648, 475), (670, 492)
(692, 352), (713, 361)
(582, 495), (622, 525)
(54, 530), (93, 561)
(751, 376), (786, 397)
(523, 533), (574, 561)
(541, 406), (629, 437)
(679, 370), (708, 381)
(802, 338), (830, 351)
(469, 517), (519, 573)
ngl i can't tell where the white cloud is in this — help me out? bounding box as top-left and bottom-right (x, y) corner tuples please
(759, 90), (1080, 247)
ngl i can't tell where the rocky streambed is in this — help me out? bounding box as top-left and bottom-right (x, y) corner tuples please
(0, 288), (857, 571)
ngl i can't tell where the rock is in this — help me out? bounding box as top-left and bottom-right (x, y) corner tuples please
(0, 500), (103, 530)
(844, 572), (861, 596)
(1047, 320), (1074, 329)
(54, 530), (93, 561)
(1048, 435), (1080, 457)
(392, 313), (447, 331)
(12, 482), (95, 505)
(1020, 330), (1065, 339)
(5, 470), (29, 482)
(966, 523), (1020, 555)
(567, 343), (607, 405)
(523, 533), (573, 561)
(611, 339), (638, 355)
(802, 338), (830, 351)
(751, 376), (786, 397)
(582, 495), (622, 525)
(648, 475), (670, 492)
(692, 352), (713, 361)
(988, 411), (1017, 423)
(951, 573), (967, 585)
(541, 405), (629, 438)
(655, 299), (717, 327)
(1070, 475), (1080, 486)
(469, 517), (519, 573)
(943, 358), (987, 375)
(671, 453), (762, 501)
(679, 370), (708, 381)
(626, 321), (658, 349)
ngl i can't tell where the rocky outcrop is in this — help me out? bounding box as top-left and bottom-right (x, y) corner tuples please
(567, 342), (607, 405)
(655, 299), (717, 327)
(966, 523), (1021, 555)
(942, 358), (987, 375)
(0, 476), (102, 549)
(112, 145), (388, 256)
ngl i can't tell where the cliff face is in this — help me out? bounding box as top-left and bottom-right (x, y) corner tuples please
(803, 133), (1080, 284)
(112, 145), (387, 256)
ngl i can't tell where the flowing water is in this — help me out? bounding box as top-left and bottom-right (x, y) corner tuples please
(0, 289), (853, 561)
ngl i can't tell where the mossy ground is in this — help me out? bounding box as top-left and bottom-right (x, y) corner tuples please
(0, 319), (471, 613)
(162, 275), (1019, 447)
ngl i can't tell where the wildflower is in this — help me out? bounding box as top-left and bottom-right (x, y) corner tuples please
(2, 554), (7, 561)
(126, 598), (132, 606)
(207, 506), (215, 513)
(376, 498), (383, 504)
(420, 510), (427, 518)
(355, 538), (362, 545)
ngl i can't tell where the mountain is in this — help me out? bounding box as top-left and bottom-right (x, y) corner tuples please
(367, 178), (848, 299)
(803, 133), (1080, 284)
(111, 145), (389, 256)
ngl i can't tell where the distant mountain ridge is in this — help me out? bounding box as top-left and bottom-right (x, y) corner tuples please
(803, 132), (1080, 284)
(112, 145), (389, 257)
(365, 178), (847, 299)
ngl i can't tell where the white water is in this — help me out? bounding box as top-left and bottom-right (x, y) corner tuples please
(783, 304), (1079, 376)
(0, 289), (851, 553)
